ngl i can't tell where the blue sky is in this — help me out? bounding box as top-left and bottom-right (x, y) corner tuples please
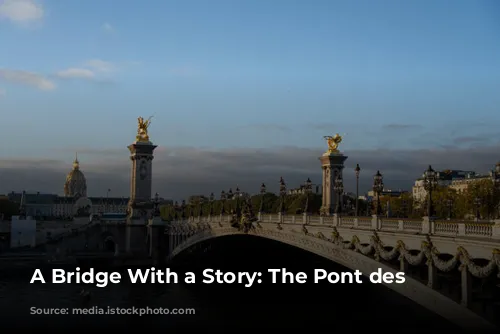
(1, 0), (500, 162)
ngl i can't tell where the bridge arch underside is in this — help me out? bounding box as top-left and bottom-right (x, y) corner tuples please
(169, 227), (495, 332)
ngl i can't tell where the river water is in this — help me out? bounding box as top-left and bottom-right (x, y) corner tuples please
(0, 235), (465, 332)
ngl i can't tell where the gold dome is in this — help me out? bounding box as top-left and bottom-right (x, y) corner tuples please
(64, 153), (87, 198)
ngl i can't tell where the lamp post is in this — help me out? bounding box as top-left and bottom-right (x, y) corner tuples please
(153, 192), (160, 216)
(423, 165), (438, 218)
(474, 197), (481, 221)
(333, 174), (344, 215)
(198, 196), (204, 219)
(354, 164), (361, 216)
(279, 177), (287, 214)
(181, 200), (186, 220)
(401, 199), (407, 218)
(305, 178), (312, 193)
(304, 178), (312, 214)
(372, 170), (384, 215)
(259, 183), (266, 213)
(173, 201), (179, 220)
(447, 198), (453, 220)
(209, 192), (215, 217)
(235, 186), (241, 216)
(220, 190), (226, 215)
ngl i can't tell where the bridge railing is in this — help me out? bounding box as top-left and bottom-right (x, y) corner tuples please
(182, 214), (500, 240)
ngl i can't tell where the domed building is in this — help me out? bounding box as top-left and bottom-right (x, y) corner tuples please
(64, 154), (87, 198)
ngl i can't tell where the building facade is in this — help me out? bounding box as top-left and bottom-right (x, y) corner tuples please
(8, 155), (167, 219)
(412, 169), (490, 203)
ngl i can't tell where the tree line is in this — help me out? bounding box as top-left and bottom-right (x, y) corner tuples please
(160, 178), (500, 221)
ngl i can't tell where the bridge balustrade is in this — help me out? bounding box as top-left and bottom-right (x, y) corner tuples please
(182, 214), (499, 240)
(165, 213), (500, 330)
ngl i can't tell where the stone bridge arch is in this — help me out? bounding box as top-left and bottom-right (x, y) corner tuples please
(168, 224), (495, 332)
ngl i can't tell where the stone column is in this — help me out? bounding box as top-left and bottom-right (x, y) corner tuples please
(127, 140), (157, 224)
(319, 153), (348, 216)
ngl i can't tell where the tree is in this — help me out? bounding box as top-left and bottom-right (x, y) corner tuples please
(0, 199), (19, 220)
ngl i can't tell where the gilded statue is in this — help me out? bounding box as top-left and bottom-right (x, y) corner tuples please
(136, 116), (153, 142)
(323, 133), (343, 154)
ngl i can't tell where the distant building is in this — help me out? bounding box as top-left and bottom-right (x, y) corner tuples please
(7, 155), (170, 218)
(412, 169), (490, 203)
(366, 189), (409, 204)
(287, 183), (321, 195)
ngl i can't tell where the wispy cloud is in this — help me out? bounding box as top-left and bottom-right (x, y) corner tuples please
(102, 22), (115, 34)
(56, 59), (115, 81)
(85, 59), (114, 73)
(0, 69), (55, 90)
(56, 68), (95, 79)
(0, 0), (44, 23)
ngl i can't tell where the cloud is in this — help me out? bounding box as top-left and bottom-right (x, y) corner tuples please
(452, 136), (490, 145)
(102, 22), (114, 33)
(0, 0), (43, 23)
(0, 88), (5, 97)
(56, 59), (115, 81)
(1, 145), (499, 200)
(0, 69), (55, 90)
(85, 59), (114, 73)
(56, 68), (95, 79)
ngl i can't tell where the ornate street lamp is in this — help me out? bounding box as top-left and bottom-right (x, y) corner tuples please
(446, 198), (453, 220)
(279, 177), (287, 214)
(209, 192), (215, 216)
(333, 174), (344, 214)
(153, 192), (160, 216)
(173, 200), (179, 219)
(259, 183), (266, 213)
(423, 165), (438, 218)
(474, 197), (481, 221)
(305, 178), (312, 193)
(220, 190), (226, 215)
(372, 170), (384, 215)
(346, 198), (352, 215)
(235, 186), (241, 216)
(181, 200), (186, 220)
(304, 178), (313, 214)
(198, 196), (205, 217)
(401, 199), (407, 218)
(354, 164), (361, 216)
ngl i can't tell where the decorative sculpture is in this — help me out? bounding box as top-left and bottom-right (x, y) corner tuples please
(323, 133), (343, 155)
(230, 195), (257, 233)
(136, 116), (153, 142)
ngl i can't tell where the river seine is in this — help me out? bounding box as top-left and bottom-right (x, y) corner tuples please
(0, 235), (463, 332)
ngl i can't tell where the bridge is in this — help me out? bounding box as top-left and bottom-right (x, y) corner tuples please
(6, 121), (499, 331)
(166, 213), (500, 332)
